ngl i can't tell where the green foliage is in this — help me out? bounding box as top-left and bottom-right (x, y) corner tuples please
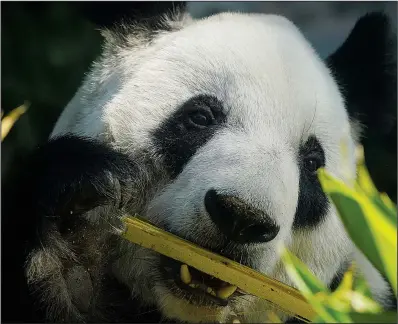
(281, 145), (397, 323)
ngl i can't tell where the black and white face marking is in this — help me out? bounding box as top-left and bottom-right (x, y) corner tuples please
(294, 135), (329, 228)
(101, 14), (358, 319)
(44, 9), (396, 324)
(152, 95), (226, 176)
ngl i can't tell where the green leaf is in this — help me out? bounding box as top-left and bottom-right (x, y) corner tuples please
(328, 265), (356, 313)
(331, 192), (396, 296)
(352, 270), (373, 300)
(379, 192), (397, 215)
(333, 263), (355, 295)
(281, 248), (338, 322)
(355, 147), (396, 225)
(281, 248), (329, 296)
(312, 310), (397, 324)
(316, 304), (353, 322)
(370, 194), (397, 227)
(327, 194), (385, 272)
(322, 295), (352, 320)
(347, 291), (382, 313)
(355, 154), (378, 198)
(347, 311), (397, 323)
(317, 168), (397, 296)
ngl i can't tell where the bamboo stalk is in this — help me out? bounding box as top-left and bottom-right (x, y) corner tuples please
(121, 216), (315, 322)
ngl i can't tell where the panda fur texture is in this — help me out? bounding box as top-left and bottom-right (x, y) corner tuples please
(2, 5), (397, 323)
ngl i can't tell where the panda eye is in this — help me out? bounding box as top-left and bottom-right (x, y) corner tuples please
(304, 157), (322, 174)
(300, 136), (325, 175)
(185, 109), (214, 129)
(188, 112), (211, 127)
(178, 95), (225, 132)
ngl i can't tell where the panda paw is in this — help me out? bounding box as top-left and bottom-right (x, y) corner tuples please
(2, 134), (141, 322)
(26, 134), (137, 219)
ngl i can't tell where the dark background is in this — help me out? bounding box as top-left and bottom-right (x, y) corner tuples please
(1, 1), (397, 200)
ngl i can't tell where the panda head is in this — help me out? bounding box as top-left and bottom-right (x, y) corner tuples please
(52, 6), (396, 323)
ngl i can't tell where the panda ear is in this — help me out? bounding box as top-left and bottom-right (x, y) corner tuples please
(326, 12), (397, 138)
(78, 1), (187, 29)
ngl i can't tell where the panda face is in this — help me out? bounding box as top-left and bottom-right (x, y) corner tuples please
(51, 10), (394, 324)
(96, 13), (356, 322)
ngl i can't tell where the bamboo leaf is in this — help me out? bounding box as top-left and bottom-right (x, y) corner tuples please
(371, 193), (397, 227)
(280, 248), (336, 322)
(379, 192), (396, 214)
(333, 263), (355, 295)
(347, 311), (397, 323)
(355, 146), (396, 224)
(347, 291), (382, 313)
(316, 304), (352, 323)
(355, 151), (378, 197)
(352, 270), (373, 300)
(318, 168), (397, 296)
(281, 248), (329, 296)
(1, 102), (30, 141)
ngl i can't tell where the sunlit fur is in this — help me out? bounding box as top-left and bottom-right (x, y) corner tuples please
(29, 9), (393, 323)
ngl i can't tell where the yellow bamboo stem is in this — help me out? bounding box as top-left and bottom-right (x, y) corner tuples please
(121, 216), (315, 322)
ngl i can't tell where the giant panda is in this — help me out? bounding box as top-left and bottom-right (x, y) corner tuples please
(2, 3), (396, 323)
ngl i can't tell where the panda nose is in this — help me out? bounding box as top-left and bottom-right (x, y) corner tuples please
(204, 189), (280, 244)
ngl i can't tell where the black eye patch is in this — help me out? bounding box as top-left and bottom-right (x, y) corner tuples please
(300, 136), (326, 175)
(152, 95), (226, 177)
(293, 135), (329, 229)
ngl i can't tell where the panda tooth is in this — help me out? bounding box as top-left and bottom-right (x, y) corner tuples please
(206, 286), (216, 296)
(189, 283), (199, 289)
(216, 285), (237, 299)
(180, 264), (191, 284)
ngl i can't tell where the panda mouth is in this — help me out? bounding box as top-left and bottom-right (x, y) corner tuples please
(160, 257), (242, 308)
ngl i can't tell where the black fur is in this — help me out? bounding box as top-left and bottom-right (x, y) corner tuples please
(152, 94), (227, 176)
(326, 12), (397, 198)
(293, 136), (329, 228)
(96, 1), (187, 51)
(78, 1), (186, 29)
(1, 135), (146, 322)
(327, 12), (396, 131)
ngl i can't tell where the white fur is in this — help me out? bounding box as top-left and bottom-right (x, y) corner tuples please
(51, 11), (390, 323)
